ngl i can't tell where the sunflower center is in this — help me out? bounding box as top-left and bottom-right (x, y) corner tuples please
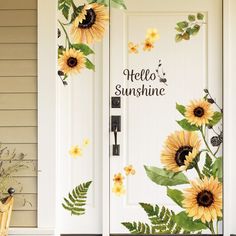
(175, 146), (193, 166)
(67, 57), (78, 68)
(197, 190), (214, 207)
(78, 9), (96, 29)
(194, 107), (205, 117)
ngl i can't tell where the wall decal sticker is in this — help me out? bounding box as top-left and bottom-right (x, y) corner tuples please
(114, 60), (167, 98)
(175, 13), (206, 42)
(69, 138), (90, 158)
(58, 0), (126, 85)
(121, 90), (223, 234)
(62, 181), (92, 216)
(128, 42), (139, 54)
(112, 165), (136, 196)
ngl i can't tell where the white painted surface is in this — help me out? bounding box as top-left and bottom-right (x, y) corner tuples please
(109, 0), (222, 233)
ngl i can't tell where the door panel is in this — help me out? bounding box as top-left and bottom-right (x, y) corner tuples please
(110, 0), (222, 234)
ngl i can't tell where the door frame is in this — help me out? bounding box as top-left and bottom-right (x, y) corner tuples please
(102, 0), (236, 235)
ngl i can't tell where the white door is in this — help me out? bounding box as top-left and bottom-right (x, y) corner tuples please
(109, 0), (223, 234)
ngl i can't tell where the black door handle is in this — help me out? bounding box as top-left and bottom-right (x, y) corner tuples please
(111, 116), (121, 156)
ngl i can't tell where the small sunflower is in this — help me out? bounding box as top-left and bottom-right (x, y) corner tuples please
(128, 42), (139, 54)
(146, 28), (160, 42)
(58, 48), (86, 75)
(113, 173), (124, 185)
(124, 165), (136, 176)
(69, 145), (83, 158)
(161, 131), (201, 172)
(112, 183), (125, 196)
(143, 39), (155, 51)
(71, 3), (108, 44)
(183, 176), (222, 223)
(185, 99), (214, 127)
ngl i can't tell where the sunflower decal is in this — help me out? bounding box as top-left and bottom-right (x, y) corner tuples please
(185, 99), (214, 127)
(122, 90), (223, 234)
(183, 176), (222, 223)
(71, 3), (109, 44)
(161, 130), (201, 172)
(58, 48), (86, 75)
(58, 0), (124, 85)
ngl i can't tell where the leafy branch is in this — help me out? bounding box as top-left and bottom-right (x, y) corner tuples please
(175, 13), (205, 42)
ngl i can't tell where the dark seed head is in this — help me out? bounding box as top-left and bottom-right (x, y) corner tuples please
(78, 9), (96, 29)
(175, 146), (193, 167)
(58, 28), (61, 38)
(194, 107), (205, 117)
(58, 70), (64, 76)
(207, 98), (215, 104)
(197, 190), (214, 207)
(211, 136), (221, 147)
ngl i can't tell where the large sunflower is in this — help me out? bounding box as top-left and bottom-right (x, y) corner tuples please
(161, 131), (201, 172)
(185, 99), (214, 127)
(71, 3), (108, 44)
(183, 176), (222, 223)
(58, 48), (86, 75)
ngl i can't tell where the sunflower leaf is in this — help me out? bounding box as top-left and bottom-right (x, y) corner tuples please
(176, 103), (186, 116)
(174, 212), (207, 231)
(58, 0), (73, 20)
(167, 187), (184, 207)
(202, 153), (213, 178)
(176, 119), (199, 131)
(197, 13), (204, 20)
(208, 112), (222, 126)
(72, 44), (95, 56)
(85, 58), (95, 71)
(144, 166), (189, 186)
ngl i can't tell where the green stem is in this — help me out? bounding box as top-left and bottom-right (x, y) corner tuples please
(208, 221), (215, 234)
(194, 163), (203, 180)
(216, 220), (219, 234)
(200, 127), (216, 159)
(214, 145), (221, 156)
(58, 20), (72, 47)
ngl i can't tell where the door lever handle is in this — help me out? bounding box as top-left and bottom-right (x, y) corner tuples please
(111, 116), (121, 156)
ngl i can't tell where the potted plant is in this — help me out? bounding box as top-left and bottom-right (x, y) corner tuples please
(0, 144), (28, 235)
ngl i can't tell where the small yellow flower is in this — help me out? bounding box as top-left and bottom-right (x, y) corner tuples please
(146, 28), (160, 42)
(128, 42), (139, 54)
(69, 145), (83, 158)
(83, 138), (90, 147)
(113, 173), (124, 185)
(112, 183), (125, 196)
(124, 165), (136, 176)
(143, 39), (155, 51)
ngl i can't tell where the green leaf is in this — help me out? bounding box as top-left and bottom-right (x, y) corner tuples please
(62, 181), (92, 216)
(167, 187), (184, 207)
(197, 13), (204, 20)
(176, 119), (199, 131)
(58, 0), (72, 20)
(202, 153), (213, 178)
(85, 58), (95, 71)
(176, 103), (186, 116)
(212, 157), (223, 181)
(58, 46), (65, 58)
(188, 15), (196, 22)
(72, 44), (95, 56)
(192, 24), (201, 35)
(177, 21), (189, 29)
(183, 32), (190, 40)
(174, 212), (207, 232)
(175, 34), (183, 42)
(70, 6), (83, 23)
(209, 112), (222, 126)
(144, 166), (189, 186)
(121, 222), (152, 234)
